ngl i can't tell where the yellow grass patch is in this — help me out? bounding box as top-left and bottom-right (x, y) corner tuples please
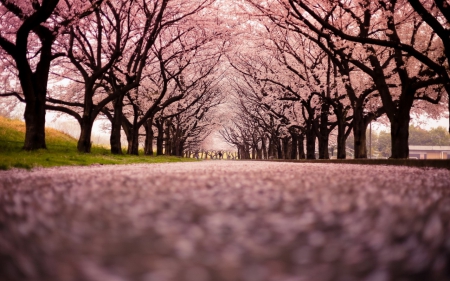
(45, 127), (77, 143)
(0, 116), (77, 143)
(0, 116), (26, 133)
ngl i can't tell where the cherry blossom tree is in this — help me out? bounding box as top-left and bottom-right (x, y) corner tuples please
(223, 64), (300, 160)
(0, 0), (103, 150)
(226, 20), (342, 159)
(0, 56), (23, 118)
(105, 21), (223, 155)
(155, 84), (223, 157)
(406, 0), (449, 74)
(43, 0), (214, 153)
(103, 1), (216, 155)
(270, 0), (447, 158)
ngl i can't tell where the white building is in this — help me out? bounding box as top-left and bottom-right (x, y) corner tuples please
(409, 145), (450, 159)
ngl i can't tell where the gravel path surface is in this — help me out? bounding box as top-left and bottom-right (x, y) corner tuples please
(1, 161), (450, 281)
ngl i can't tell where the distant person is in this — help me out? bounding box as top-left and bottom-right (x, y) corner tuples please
(194, 151), (199, 160)
(218, 151), (223, 159)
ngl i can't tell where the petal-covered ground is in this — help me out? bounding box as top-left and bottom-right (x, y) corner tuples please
(1, 161), (450, 281)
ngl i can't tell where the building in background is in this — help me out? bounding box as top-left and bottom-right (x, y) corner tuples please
(409, 146), (450, 159)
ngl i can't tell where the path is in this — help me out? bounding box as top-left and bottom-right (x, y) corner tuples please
(1, 161), (450, 281)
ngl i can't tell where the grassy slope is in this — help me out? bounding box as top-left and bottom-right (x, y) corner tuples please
(0, 116), (195, 170)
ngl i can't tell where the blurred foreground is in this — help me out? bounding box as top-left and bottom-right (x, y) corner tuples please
(1, 162), (450, 281)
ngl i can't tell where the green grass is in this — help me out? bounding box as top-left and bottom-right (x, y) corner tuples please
(255, 158), (450, 170)
(0, 116), (195, 170)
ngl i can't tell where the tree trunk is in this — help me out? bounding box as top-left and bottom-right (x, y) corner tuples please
(282, 137), (289, 159)
(268, 137), (275, 158)
(261, 137), (267, 159)
(317, 105), (330, 159)
(77, 87), (99, 153)
(336, 114), (348, 159)
(165, 121), (172, 156)
(390, 112), (410, 159)
(317, 133), (329, 159)
(144, 119), (154, 156)
(172, 127), (183, 156)
(306, 129), (316, 159)
(156, 122), (164, 156)
(337, 123), (347, 159)
(298, 134), (306, 159)
(23, 95), (47, 150)
(257, 148), (262, 159)
(387, 85), (415, 158)
(353, 109), (368, 159)
(14, 15), (57, 151)
(77, 114), (94, 153)
(110, 96), (124, 154)
(277, 138), (283, 159)
(172, 133), (180, 156)
(290, 133), (298, 160)
(127, 128), (139, 155)
(178, 139), (185, 157)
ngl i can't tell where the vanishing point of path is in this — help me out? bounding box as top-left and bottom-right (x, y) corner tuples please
(1, 161), (450, 281)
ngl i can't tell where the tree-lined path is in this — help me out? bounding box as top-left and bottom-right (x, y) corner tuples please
(1, 161), (450, 281)
(1, 0), (449, 159)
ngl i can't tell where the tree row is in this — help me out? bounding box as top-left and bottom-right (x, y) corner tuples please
(0, 0), (226, 155)
(221, 0), (448, 159)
